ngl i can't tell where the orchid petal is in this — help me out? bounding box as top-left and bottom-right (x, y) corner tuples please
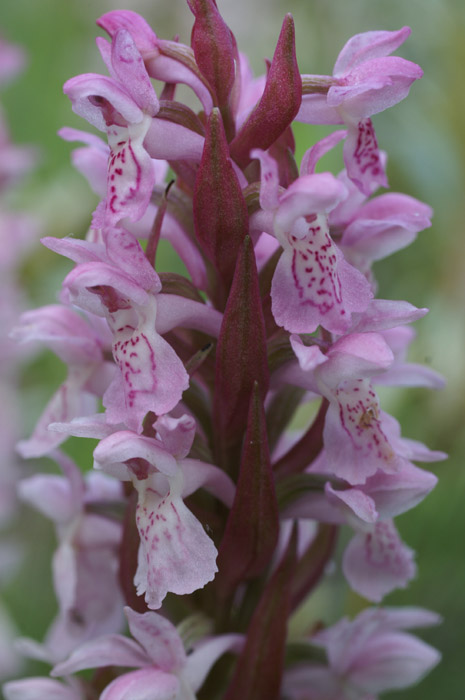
(63, 74), (144, 132)
(51, 634), (149, 676)
(17, 370), (97, 459)
(274, 173), (347, 237)
(334, 57), (423, 118)
(17, 475), (76, 524)
(342, 193), (432, 263)
(376, 362), (446, 390)
(325, 483), (378, 525)
(156, 294), (222, 337)
(97, 11), (159, 54)
(110, 30), (159, 115)
(184, 634), (243, 692)
(376, 606), (442, 630)
(178, 458), (235, 507)
(250, 148), (280, 211)
(322, 380), (403, 484)
(104, 228), (161, 293)
(41, 236), (106, 265)
(343, 520), (416, 601)
(363, 463), (437, 519)
(157, 213), (207, 290)
(344, 118), (388, 195)
(125, 607), (186, 672)
(100, 668), (179, 700)
(145, 118), (205, 161)
(300, 130), (347, 176)
(281, 489), (344, 523)
(154, 414), (196, 459)
(3, 679), (80, 700)
(321, 332), (394, 384)
(350, 300), (428, 333)
(93, 431), (178, 480)
(271, 216), (372, 334)
(290, 335), (327, 372)
(52, 541), (78, 615)
(59, 127), (110, 197)
(11, 305), (102, 366)
(71, 145), (109, 198)
(49, 413), (122, 440)
(350, 630), (440, 693)
(334, 27), (412, 76)
(395, 437), (447, 463)
(98, 11), (213, 113)
(283, 666), (344, 700)
(134, 473), (218, 609)
(59, 126), (109, 151)
(104, 300), (189, 431)
(104, 116), (155, 226)
(63, 262), (149, 317)
(295, 93), (343, 125)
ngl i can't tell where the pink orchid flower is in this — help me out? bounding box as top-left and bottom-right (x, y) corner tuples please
(283, 606), (441, 699)
(251, 148), (372, 334)
(93, 416), (234, 609)
(52, 606), (241, 700)
(11, 305), (107, 458)
(297, 28), (423, 194)
(64, 29), (160, 228)
(97, 10), (214, 113)
(18, 452), (124, 662)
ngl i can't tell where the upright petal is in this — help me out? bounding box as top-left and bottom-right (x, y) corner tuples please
(125, 608), (186, 673)
(250, 148), (280, 212)
(104, 227), (161, 293)
(333, 27), (412, 76)
(110, 30), (159, 115)
(154, 414), (196, 460)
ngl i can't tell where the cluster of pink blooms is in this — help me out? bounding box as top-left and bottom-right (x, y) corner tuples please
(0, 36), (38, 679)
(5, 3), (445, 698)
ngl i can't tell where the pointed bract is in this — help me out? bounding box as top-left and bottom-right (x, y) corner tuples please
(224, 526), (297, 700)
(217, 385), (279, 593)
(230, 15), (301, 168)
(213, 236), (269, 470)
(193, 109), (248, 288)
(188, 0), (236, 109)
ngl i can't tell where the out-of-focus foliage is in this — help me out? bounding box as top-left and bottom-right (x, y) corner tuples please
(0, 0), (463, 697)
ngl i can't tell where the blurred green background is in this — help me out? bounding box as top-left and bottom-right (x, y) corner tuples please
(0, 0), (463, 697)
